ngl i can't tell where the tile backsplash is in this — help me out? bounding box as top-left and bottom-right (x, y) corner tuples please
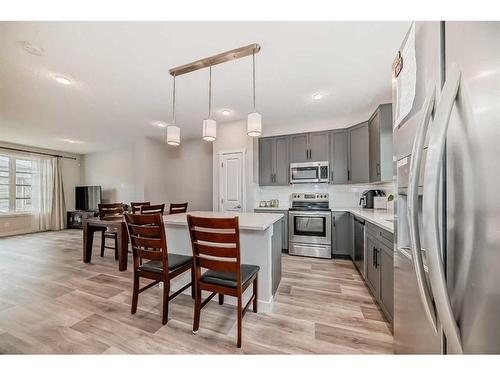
(253, 182), (394, 209)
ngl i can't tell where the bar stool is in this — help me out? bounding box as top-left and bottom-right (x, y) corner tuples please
(187, 215), (259, 348)
(124, 212), (194, 324)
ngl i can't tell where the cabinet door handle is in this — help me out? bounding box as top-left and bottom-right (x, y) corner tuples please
(333, 215), (336, 227)
(376, 162), (380, 176)
(331, 170), (333, 182)
(375, 248), (379, 268)
(347, 170), (351, 181)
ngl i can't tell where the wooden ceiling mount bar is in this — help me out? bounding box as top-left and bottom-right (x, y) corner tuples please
(169, 43), (261, 76)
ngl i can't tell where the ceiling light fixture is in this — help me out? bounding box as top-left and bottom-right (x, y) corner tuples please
(152, 121), (167, 128)
(22, 41), (44, 56)
(202, 66), (216, 142)
(221, 109), (231, 116)
(54, 75), (71, 85)
(313, 93), (324, 100)
(166, 74), (181, 146)
(168, 43), (261, 145)
(247, 49), (262, 137)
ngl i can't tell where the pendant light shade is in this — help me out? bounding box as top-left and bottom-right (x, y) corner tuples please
(247, 49), (262, 137)
(167, 74), (181, 146)
(202, 119), (216, 141)
(202, 66), (216, 142)
(166, 125), (180, 146)
(247, 112), (262, 137)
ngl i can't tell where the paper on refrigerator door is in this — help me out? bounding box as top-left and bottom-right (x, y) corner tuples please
(394, 23), (417, 129)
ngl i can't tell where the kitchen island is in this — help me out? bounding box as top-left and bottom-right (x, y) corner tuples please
(164, 211), (284, 313)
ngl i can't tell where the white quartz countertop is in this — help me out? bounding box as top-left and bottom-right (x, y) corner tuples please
(254, 206), (290, 211)
(333, 208), (394, 233)
(164, 211), (284, 231)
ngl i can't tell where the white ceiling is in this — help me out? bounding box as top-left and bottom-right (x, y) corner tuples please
(0, 21), (410, 154)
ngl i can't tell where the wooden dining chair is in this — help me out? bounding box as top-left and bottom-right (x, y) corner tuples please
(187, 215), (259, 348)
(131, 201), (151, 214)
(169, 202), (188, 215)
(98, 203), (124, 259)
(140, 204), (165, 215)
(124, 213), (194, 324)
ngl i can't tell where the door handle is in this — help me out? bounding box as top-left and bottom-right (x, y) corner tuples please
(423, 65), (463, 354)
(376, 162), (380, 176)
(347, 170), (351, 181)
(407, 86), (438, 335)
(333, 215), (336, 227)
(373, 247), (377, 267)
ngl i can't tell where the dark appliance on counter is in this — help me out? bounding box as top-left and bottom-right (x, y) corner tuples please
(359, 189), (385, 209)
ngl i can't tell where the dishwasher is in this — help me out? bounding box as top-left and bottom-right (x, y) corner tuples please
(353, 216), (365, 277)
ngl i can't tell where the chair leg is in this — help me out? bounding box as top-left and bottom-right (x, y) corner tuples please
(114, 233), (119, 260)
(131, 274), (139, 314)
(237, 295), (242, 348)
(162, 280), (170, 325)
(100, 231), (105, 257)
(219, 294), (224, 305)
(253, 275), (258, 313)
(191, 266), (195, 299)
(193, 288), (201, 334)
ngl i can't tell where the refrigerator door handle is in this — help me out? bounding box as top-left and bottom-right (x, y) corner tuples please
(423, 65), (463, 354)
(408, 86), (438, 334)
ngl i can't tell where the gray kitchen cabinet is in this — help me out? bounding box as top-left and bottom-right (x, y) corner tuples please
(348, 122), (370, 183)
(258, 138), (273, 186)
(290, 132), (330, 163)
(368, 103), (393, 182)
(365, 234), (381, 298)
(309, 131), (330, 161)
(329, 129), (348, 184)
(379, 244), (394, 322)
(258, 136), (289, 186)
(290, 134), (309, 163)
(332, 211), (351, 257)
(274, 137), (290, 185)
(254, 209), (288, 250)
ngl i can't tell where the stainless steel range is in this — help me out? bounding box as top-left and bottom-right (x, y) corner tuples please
(288, 193), (331, 259)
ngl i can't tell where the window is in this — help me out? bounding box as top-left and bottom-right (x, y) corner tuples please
(0, 156), (8, 213)
(16, 159), (33, 212)
(0, 155), (36, 214)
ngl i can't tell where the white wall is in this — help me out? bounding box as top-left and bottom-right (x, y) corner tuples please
(212, 120), (256, 212)
(143, 137), (213, 211)
(80, 136), (213, 211)
(80, 143), (142, 204)
(0, 141), (81, 237)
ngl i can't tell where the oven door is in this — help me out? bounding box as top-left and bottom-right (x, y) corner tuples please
(289, 211), (332, 245)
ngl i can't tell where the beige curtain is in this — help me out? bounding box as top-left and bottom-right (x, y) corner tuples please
(51, 157), (66, 230)
(32, 157), (66, 231)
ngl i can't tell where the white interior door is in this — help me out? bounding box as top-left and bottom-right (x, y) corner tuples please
(219, 152), (244, 212)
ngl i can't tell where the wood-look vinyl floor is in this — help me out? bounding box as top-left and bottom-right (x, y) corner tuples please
(0, 230), (393, 354)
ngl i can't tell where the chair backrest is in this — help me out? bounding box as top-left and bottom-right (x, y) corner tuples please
(140, 203), (165, 215)
(124, 213), (168, 271)
(131, 201), (151, 214)
(98, 203), (124, 219)
(187, 215), (241, 286)
(169, 202), (188, 215)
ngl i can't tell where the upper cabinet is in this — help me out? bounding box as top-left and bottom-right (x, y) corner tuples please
(290, 132), (329, 163)
(369, 103), (393, 182)
(258, 136), (290, 186)
(257, 103), (393, 186)
(329, 129), (348, 184)
(348, 122), (370, 183)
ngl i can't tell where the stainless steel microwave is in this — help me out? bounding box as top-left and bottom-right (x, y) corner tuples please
(290, 161), (329, 184)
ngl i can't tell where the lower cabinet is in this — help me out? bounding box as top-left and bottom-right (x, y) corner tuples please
(362, 221), (394, 324)
(332, 211), (351, 257)
(254, 209), (288, 251)
(365, 235), (381, 298)
(379, 244), (394, 322)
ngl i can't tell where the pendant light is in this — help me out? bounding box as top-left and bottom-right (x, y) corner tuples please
(202, 66), (216, 141)
(247, 49), (262, 137)
(167, 74), (181, 146)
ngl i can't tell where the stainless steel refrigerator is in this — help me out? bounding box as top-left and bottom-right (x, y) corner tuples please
(393, 21), (500, 354)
